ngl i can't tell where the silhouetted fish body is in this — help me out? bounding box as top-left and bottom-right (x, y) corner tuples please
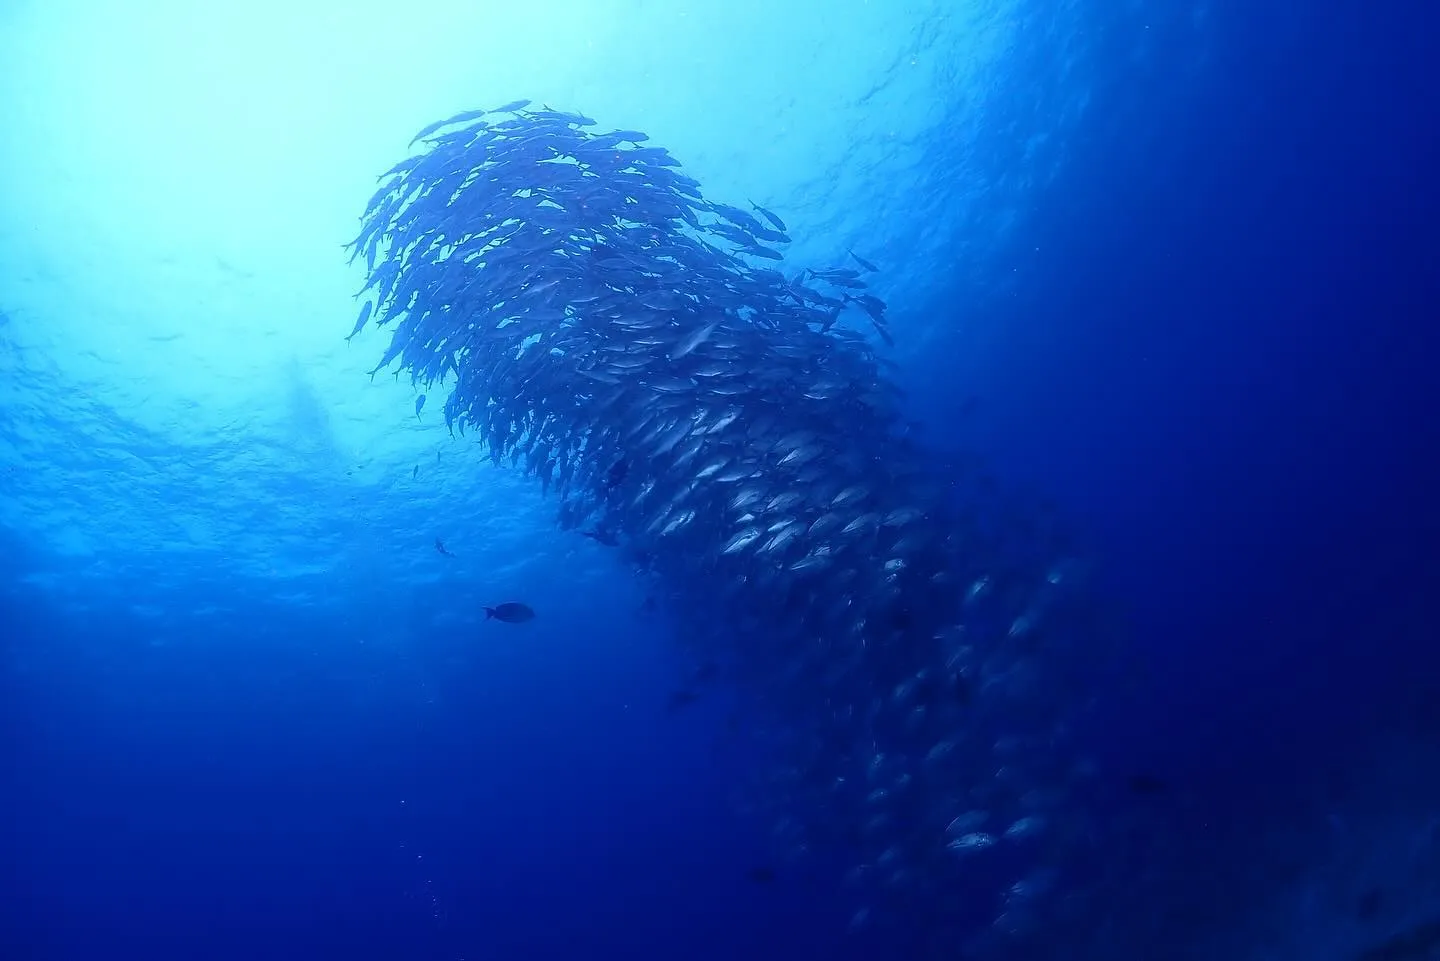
(352, 106), (1095, 951)
(484, 602), (535, 623)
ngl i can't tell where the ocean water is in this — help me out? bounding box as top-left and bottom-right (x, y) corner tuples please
(2, 0), (1438, 959)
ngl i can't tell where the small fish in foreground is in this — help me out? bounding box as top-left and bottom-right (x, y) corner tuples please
(666, 688), (700, 712)
(849, 249), (878, 272)
(345, 300), (372, 342)
(748, 200), (787, 233)
(435, 538), (455, 557)
(484, 602), (535, 623)
(1127, 773), (1169, 795)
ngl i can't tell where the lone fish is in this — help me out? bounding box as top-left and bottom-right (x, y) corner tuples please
(484, 602), (535, 623)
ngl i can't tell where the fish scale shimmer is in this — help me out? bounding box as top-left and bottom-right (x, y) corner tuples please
(350, 102), (1090, 953)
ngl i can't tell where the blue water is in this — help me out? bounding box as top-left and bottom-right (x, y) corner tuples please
(3, 0), (1438, 959)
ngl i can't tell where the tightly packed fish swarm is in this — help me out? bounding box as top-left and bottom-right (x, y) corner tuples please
(348, 101), (1087, 952)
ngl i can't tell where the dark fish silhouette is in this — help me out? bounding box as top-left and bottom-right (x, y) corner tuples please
(581, 527), (619, 547)
(412, 465), (418, 479)
(746, 866), (777, 884)
(1127, 773), (1170, 795)
(345, 300), (372, 342)
(1356, 887), (1383, 921)
(484, 602), (535, 623)
(848, 249), (878, 272)
(435, 538), (455, 557)
(748, 200), (787, 233)
(408, 108), (492, 146)
(666, 688), (700, 712)
(415, 394), (426, 420)
(1358, 918), (1440, 961)
(603, 458), (628, 490)
(345, 105), (1107, 942)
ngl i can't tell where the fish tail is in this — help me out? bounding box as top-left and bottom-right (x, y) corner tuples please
(484, 607), (495, 619)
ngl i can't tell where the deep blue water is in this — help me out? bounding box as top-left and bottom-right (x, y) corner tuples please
(3, 1), (1438, 959)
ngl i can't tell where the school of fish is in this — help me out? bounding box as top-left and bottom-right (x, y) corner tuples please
(346, 101), (1099, 957)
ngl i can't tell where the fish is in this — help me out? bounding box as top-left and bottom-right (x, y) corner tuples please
(409, 107), (490, 146)
(1127, 773), (1170, 795)
(1358, 919), (1440, 961)
(848, 249), (878, 272)
(1356, 887), (1384, 921)
(346, 301), (373, 342)
(749, 200), (788, 233)
(604, 458), (629, 490)
(530, 107), (596, 126)
(484, 602), (535, 623)
(581, 527), (619, 547)
(666, 688), (700, 712)
(746, 866), (777, 883)
(670, 320), (718, 360)
(415, 394), (426, 420)
(490, 99), (532, 113)
(434, 538), (455, 557)
(351, 103), (1099, 952)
